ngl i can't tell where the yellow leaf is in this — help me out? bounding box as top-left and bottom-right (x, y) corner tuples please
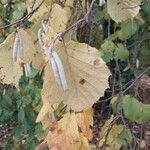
(26, 0), (49, 21)
(107, 125), (124, 143)
(107, 0), (141, 23)
(42, 4), (71, 49)
(18, 29), (45, 70)
(0, 33), (22, 86)
(140, 140), (146, 149)
(45, 4), (71, 36)
(36, 103), (54, 123)
(76, 108), (93, 140)
(41, 116), (52, 130)
(99, 115), (114, 147)
(65, 0), (74, 7)
(42, 41), (110, 112)
(79, 133), (91, 150)
(35, 141), (47, 150)
(106, 125), (124, 150)
(40, 113), (84, 150)
(49, 4), (71, 32)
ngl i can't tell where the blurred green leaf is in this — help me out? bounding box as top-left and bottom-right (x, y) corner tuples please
(117, 20), (139, 40)
(114, 44), (129, 61)
(101, 40), (116, 62)
(12, 2), (26, 20)
(122, 95), (150, 124)
(107, 124), (132, 150)
(18, 107), (25, 122)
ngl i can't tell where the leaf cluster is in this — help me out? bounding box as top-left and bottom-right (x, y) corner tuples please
(0, 67), (45, 150)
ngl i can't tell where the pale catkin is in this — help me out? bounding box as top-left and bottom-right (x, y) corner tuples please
(99, 0), (105, 6)
(51, 113), (56, 122)
(41, 20), (47, 33)
(48, 44), (68, 91)
(136, 59), (139, 69)
(52, 51), (68, 91)
(26, 63), (31, 76)
(49, 54), (62, 88)
(24, 64), (29, 77)
(17, 32), (24, 60)
(38, 28), (43, 48)
(12, 32), (20, 61)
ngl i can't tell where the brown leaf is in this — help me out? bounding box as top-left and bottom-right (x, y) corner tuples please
(38, 113), (90, 150)
(76, 108), (93, 140)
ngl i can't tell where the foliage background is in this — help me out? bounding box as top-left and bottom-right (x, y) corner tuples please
(0, 0), (150, 149)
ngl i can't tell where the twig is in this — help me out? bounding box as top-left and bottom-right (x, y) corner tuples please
(122, 66), (150, 93)
(99, 66), (150, 103)
(31, 0), (37, 11)
(0, 0), (45, 30)
(50, 0), (95, 48)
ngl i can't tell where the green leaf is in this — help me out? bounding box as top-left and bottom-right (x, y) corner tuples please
(118, 128), (132, 143)
(141, 2), (150, 23)
(12, 2), (26, 20)
(122, 95), (150, 124)
(101, 40), (116, 63)
(101, 50), (114, 63)
(114, 44), (129, 61)
(1, 94), (13, 110)
(107, 124), (132, 150)
(116, 128), (132, 148)
(111, 97), (118, 114)
(1, 0), (9, 4)
(117, 20), (139, 40)
(101, 40), (116, 51)
(29, 67), (39, 78)
(18, 107), (25, 122)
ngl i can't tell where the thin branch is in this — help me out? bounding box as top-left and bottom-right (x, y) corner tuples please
(99, 66), (150, 103)
(0, 0), (45, 30)
(50, 0), (95, 49)
(122, 66), (150, 93)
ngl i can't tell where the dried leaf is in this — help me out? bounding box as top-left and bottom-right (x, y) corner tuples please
(99, 115), (114, 147)
(0, 33), (22, 86)
(42, 4), (71, 50)
(107, 0), (141, 23)
(39, 113), (90, 150)
(65, 0), (74, 7)
(36, 103), (54, 123)
(107, 125), (132, 150)
(76, 108), (93, 140)
(42, 41), (110, 112)
(18, 29), (45, 70)
(26, 0), (49, 21)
